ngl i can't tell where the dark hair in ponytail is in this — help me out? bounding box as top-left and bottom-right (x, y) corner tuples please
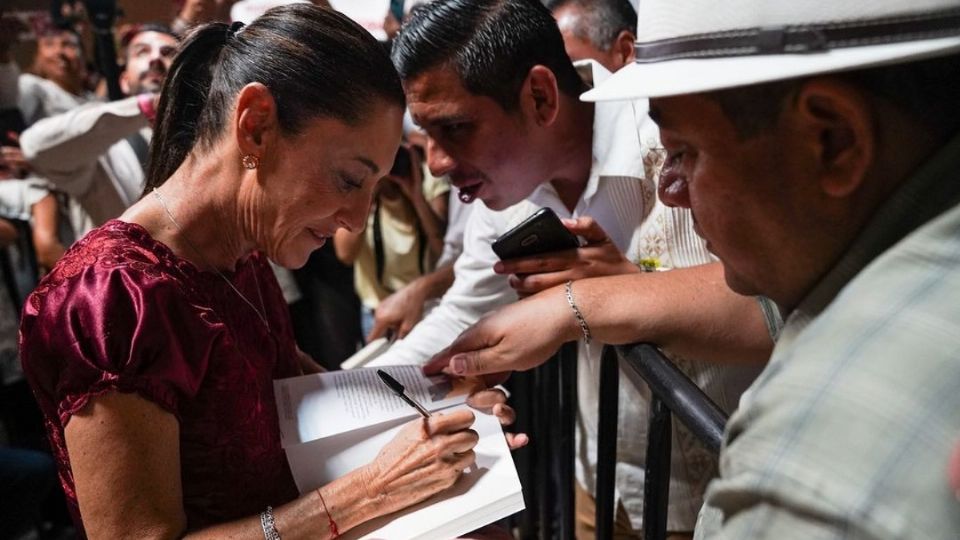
(144, 4), (405, 193)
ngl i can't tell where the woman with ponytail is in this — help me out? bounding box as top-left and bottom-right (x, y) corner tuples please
(19, 5), (492, 538)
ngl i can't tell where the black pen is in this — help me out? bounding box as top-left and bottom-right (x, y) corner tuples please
(377, 369), (431, 418)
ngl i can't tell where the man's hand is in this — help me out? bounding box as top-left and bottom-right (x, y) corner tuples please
(424, 285), (577, 377)
(494, 217), (638, 296)
(465, 386), (528, 450)
(368, 264), (455, 341)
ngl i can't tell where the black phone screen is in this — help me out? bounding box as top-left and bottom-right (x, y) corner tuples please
(492, 208), (580, 260)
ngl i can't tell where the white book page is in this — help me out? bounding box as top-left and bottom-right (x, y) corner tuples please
(284, 404), (524, 540)
(274, 366), (476, 446)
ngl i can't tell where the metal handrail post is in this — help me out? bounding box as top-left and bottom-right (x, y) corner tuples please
(594, 345), (620, 540)
(557, 342), (578, 540)
(642, 396), (671, 540)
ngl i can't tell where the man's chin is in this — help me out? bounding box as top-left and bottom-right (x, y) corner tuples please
(133, 81), (164, 95)
(721, 266), (762, 298)
(480, 193), (525, 212)
(480, 197), (506, 211)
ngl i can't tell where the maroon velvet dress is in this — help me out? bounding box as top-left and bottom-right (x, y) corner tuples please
(19, 220), (302, 537)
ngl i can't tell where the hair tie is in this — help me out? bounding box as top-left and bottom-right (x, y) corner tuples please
(226, 20), (245, 39)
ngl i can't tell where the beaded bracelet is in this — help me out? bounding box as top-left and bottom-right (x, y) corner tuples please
(316, 488), (340, 538)
(260, 506), (281, 540)
(565, 280), (592, 344)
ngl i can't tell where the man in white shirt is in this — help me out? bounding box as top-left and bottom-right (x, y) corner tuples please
(372, 0), (771, 537)
(19, 24), (179, 231)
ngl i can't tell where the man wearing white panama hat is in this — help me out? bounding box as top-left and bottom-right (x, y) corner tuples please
(430, 0), (960, 537)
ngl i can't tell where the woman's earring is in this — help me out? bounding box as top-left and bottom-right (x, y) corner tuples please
(242, 154), (260, 170)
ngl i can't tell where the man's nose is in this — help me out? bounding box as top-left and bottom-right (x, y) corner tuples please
(147, 55), (166, 71)
(658, 172), (691, 208)
(426, 137), (456, 178)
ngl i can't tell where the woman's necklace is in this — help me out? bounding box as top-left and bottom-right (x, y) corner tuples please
(152, 188), (270, 330)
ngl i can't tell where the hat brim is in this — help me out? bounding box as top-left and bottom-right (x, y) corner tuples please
(582, 36), (960, 101)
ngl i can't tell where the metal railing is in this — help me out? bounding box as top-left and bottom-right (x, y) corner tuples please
(511, 342), (727, 539)
(511, 342), (578, 540)
(595, 343), (728, 540)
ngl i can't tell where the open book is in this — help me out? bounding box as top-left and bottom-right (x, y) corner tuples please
(274, 366), (525, 540)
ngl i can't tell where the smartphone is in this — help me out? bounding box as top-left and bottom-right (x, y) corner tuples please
(492, 208), (580, 260)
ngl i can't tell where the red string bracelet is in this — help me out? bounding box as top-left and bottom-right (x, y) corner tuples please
(316, 488), (340, 538)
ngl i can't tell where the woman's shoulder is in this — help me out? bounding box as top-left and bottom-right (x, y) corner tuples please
(26, 220), (196, 315)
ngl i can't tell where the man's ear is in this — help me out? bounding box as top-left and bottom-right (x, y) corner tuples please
(234, 82), (279, 161)
(610, 30), (636, 72)
(522, 65), (560, 128)
(793, 78), (875, 199)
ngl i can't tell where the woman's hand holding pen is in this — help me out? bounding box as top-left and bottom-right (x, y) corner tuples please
(361, 410), (479, 516)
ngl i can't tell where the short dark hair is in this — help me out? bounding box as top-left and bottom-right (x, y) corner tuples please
(709, 53), (960, 140)
(121, 22), (178, 47)
(391, 0), (585, 110)
(545, 0), (636, 50)
(121, 22), (179, 64)
(145, 4), (405, 192)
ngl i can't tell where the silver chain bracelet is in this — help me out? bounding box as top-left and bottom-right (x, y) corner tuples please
(260, 506), (281, 540)
(565, 280), (592, 344)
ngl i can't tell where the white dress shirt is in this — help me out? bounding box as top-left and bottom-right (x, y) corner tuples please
(21, 96), (149, 232)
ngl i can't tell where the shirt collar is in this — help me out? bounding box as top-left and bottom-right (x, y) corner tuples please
(573, 60), (649, 204)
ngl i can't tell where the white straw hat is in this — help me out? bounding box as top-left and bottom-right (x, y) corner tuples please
(583, 0), (960, 101)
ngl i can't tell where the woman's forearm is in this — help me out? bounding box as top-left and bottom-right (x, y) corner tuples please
(185, 466), (381, 540)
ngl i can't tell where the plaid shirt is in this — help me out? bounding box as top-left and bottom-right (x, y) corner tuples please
(696, 133), (960, 539)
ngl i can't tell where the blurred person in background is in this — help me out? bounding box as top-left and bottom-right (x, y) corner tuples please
(0, 13), (77, 539)
(172, 0), (239, 34)
(334, 142), (449, 340)
(547, 0), (636, 74)
(2, 23), (96, 272)
(20, 23), (178, 233)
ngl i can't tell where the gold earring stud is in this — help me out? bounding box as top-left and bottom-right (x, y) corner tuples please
(242, 154), (260, 170)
